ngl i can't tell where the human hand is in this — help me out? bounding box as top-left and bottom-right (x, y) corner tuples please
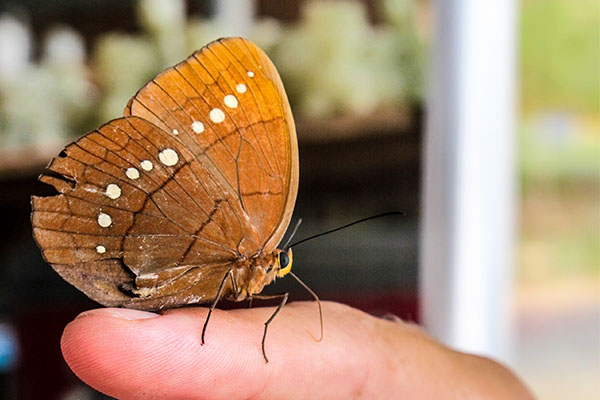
(61, 301), (533, 399)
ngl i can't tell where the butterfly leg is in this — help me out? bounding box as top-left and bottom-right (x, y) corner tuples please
(201, 268), (238, 345)
(251, 292), (289, 363)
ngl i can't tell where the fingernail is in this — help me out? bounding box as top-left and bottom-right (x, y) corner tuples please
(77, 308), (160, 321)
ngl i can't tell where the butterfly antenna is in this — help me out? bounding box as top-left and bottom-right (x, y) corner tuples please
(289, 271), (323, 342)
(283, 218), (303, 250)
(289, 211), (404, 249)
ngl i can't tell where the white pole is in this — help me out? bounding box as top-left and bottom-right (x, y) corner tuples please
(421, 0), (518, 363)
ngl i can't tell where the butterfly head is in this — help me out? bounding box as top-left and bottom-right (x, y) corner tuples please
(275, 248), (293, 278)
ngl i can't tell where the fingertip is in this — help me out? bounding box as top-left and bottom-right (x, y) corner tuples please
(61, 308), (160, 368)
(59, 307), (275, 399)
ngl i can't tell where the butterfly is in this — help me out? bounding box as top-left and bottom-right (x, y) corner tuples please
(31, 37), (321, 362)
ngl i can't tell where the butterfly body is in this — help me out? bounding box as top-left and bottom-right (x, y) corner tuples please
(229, 248), (292, 301)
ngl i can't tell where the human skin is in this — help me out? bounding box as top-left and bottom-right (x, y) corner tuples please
(61, 301), (534, 399)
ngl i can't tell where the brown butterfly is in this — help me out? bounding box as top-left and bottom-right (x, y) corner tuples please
(31, 37), (321, 362)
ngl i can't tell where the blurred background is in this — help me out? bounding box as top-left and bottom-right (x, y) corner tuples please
(0, 0), (596, 399)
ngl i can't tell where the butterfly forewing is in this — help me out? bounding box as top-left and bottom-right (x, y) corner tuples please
(32, 37), (298, 310)
(125, 37), (298, 253)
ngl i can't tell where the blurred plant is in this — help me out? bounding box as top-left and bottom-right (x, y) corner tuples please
(0, 0), (425, 151)
(273, 0), (424, 119)
(0, 15), (95, 150)
(138, 0), (187, 65)
(380, 0), (426, 102)
(95, 0), (188, 121)
(94, 34), (160, 122)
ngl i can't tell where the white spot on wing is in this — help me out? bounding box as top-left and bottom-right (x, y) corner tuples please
(209, 108), (225, 123)
(224, 94), (238, 108)
(172, 129), (179, 135)
(236, 83), (247, 94)
(247, 71), (254, 77)
(126, 167), (140, 180)
(97, 212), (112, 228)
(191, 120), (205, 133)
(140, 160), (153, 171)
(96, 245), (106, 254)
(159, 148), (179, 166)
(105, 183), (121, 199)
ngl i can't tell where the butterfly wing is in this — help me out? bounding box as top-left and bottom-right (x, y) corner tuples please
(125, 37), (298, 253)
(31, 37), (298, 309)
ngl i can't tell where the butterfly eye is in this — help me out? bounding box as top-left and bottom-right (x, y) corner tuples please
(277, 250), (292, 278)
(279, 252), (289, 269)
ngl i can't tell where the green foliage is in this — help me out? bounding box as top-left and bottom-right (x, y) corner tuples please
(520, 0), (600, 113)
